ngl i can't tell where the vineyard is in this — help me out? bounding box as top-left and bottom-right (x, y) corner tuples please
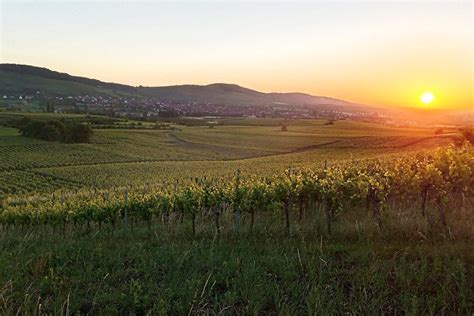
(1, 116), (470, 234)
(0, 114), (473, 314)
(1, 142), (472, 237)
(0, 116), (457, 195)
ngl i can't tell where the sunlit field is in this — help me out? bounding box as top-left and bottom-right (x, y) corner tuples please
(0, 115), (455, 195)
(0, 113), (472, 314)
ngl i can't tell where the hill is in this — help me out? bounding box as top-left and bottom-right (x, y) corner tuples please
(0, 69), (137, 98)
(0, 64), (137, 96)
(137, 83), (269, 105)
(138, 83), (359, 107)
(0, 64), (360, 107)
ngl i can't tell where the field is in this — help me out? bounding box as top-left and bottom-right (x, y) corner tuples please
(0, 114), (455, 195)
(0, 113), (472, 314)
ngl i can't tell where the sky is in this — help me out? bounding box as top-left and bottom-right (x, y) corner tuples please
(1, 0), (472, 109)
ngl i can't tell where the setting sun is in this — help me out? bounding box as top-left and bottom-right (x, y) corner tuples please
(420, 92), (434, 105)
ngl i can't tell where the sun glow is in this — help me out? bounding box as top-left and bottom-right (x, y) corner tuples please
(420, 92), (434, 105)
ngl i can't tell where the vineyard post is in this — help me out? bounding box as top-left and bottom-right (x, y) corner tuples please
(323, 200), (332, 235)
(298, 195), (305, 223)
(131, 186), (136, 231)
(0, 197), (3, 231)
(61, 193), (66, 235)
(285, 166), (293, 235)
(421, 186), (428, 217)
(373, 198), (382, 228)
(193, 178), (200, 236)
(250, 208), (255, 233)
(308, 198), (318, 231)
(174, 180), (179, 224)
(215, 205), (221, 235)
(435, 196), (447, 229)
(461, 192), (466, 210)
(124, 190), (128, 231)
(284, 199), (290, 235)
(234, 169), (241, 234)
(192, 212), (196, 236)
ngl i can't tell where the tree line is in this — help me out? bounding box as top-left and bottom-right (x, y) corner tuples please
(17, 117), (93, 143)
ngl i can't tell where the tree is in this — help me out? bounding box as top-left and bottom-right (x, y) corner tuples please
(47, 120), (65, 134)
(17, 117), (92, 143)
(19, 119), (44, 138)
(39, 124), (62, 141)
(63, 123), (93, 143)
(19, 120), (64, 141)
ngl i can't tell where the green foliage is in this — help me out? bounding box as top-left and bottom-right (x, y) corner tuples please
(17, 117), (92, 143)
(18, 119), (64, 141)
(62, 123), (93, 143)
(0, 143), (472, 233)
(0, 117), (460, 195)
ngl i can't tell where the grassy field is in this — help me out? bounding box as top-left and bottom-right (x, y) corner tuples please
(0, 113), (472, 314)
(0, 198), (473, 314)
(1, 225), (472, 314)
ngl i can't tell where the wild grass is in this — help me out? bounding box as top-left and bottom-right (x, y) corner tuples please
(0, 200), (472, 314)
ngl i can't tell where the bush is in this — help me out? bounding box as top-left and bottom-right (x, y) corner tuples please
(19, 119), (64, 141)
(63, 123), (93, 143)
(39, 124), (62, 141)
(17, 117), (92, 143)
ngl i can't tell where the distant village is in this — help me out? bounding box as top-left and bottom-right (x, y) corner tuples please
(1, 92), (391, 123)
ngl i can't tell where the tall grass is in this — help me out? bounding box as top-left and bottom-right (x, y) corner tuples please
(0, 199), (472, 314)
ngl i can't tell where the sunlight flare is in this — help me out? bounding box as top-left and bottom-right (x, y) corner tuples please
(420, 92), (434, 105)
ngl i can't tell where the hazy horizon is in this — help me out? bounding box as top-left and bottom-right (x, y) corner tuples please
(1, 0), (472, 109)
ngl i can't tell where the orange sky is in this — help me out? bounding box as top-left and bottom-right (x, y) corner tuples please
(2, 1), (473, 109)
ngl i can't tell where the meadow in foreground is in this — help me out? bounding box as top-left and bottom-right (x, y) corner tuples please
(0, 210), (472, 314)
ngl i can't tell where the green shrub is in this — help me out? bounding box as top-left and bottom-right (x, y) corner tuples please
(17, 117), (92, 143)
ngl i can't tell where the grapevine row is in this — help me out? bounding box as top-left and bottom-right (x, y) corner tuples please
(0, 143), (472, 234)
